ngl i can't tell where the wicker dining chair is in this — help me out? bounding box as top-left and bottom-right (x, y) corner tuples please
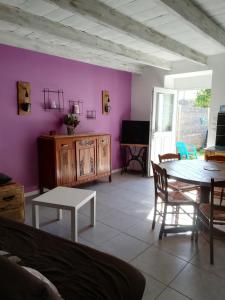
(151, 161), (198, 240)
(158, 153), (199, 193)
(197, 178), (225, 264)
(205, 155), (225, 205)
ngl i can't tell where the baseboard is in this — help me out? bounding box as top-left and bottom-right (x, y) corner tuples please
(25, 171), (122, 196)
(25, 190), (40, 197)
(112, 168), (122, 174)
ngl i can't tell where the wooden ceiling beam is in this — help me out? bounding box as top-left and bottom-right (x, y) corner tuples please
(0, 3), (171, 70)
(0, 31), (144, 74)
(45, 0), (207, 65)
(160, 0), (225, 48)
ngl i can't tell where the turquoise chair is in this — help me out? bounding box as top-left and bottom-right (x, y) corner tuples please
(176, 141), (198, 159)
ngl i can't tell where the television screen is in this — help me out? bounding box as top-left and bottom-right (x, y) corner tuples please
(121, 120), (150, 145)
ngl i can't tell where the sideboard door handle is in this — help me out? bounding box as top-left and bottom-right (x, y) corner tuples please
(61, 144), (69, 148)
(3, 195), (15, 201)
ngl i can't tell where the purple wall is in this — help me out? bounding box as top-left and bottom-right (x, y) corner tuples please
(0, 45), (131, 192)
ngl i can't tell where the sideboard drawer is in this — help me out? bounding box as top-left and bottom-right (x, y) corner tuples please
(0, 207), (24, 222)
(0, 183), (24, 222)
(0, 190), (23, 210)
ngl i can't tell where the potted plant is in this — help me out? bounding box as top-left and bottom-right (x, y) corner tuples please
(63, 113), (80, 135)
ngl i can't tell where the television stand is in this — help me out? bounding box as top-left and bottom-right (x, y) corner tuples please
(120, 143), (148, 176)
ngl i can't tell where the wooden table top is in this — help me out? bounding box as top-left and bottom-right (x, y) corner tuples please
(160, 159), (225, 187)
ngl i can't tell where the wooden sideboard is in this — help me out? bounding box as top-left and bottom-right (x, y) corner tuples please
(38, 133), (111, 192)
(0, 183), (25, 222)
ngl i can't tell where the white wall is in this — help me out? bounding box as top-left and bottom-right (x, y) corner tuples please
(207, 54), (225, 146)
(131, 67), (168, 121)
(174, 75), (211, 90)
(165, 72), (212, 90)
(131, 54), (225, 148)
(168, 55), (225, 147)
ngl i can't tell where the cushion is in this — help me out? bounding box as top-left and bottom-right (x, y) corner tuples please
(0, 255), (62, 300)
(0, 249), (22, 264)
(23, 267), (63, 300)
(0, 173), (12, 185)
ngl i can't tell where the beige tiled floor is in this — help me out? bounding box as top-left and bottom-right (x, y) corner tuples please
(25, 173), (225, 300)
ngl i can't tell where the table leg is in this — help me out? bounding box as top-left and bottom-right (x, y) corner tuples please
(57, 208), (63, 220)
(71, 208), (78, 242)
(32, 204), (39, 229)
(90, 196), (96, 227)
(200, 186), (210, 203)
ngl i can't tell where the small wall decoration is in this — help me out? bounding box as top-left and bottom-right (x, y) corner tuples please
(86, 110), (96, 119)
(17, 81), (31, 115)
(43, 88), (64, 111)
(69, 100), (83, 115)
(102, 90), (111, 115)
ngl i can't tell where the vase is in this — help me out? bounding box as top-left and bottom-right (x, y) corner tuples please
(67, 125), (75, 135)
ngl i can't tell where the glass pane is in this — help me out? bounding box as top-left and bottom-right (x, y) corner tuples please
(155, 93), (174, 132)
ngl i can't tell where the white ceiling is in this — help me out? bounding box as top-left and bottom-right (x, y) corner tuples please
(0, 0), (225, 73)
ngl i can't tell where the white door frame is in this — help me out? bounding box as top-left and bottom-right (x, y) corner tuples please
(147, 87), (177, 176)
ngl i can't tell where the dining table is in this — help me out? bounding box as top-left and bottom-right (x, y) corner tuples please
(160, 159), (225, 203)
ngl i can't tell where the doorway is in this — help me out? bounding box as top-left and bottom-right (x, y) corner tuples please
(176, 89), (210, 158)
(148, 70), (212, 176)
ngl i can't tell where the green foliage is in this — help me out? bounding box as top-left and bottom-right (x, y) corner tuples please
(195, 89), (211, 108)
(63, 113), (79, 126)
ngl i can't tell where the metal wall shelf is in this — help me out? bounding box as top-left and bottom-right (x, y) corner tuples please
(43, 89), (64, 111)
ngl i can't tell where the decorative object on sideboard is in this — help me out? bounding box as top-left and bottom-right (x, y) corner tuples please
(49, 130), (56, 136)
(0, 173), (12, 185)
(43, 88), (64, 111)
(86, 110), (96, 119)
(102, 90), (111, 114)
(63, 113), (80, 135)
(69, 100), (83, 115)
(17, 81), (31, 115)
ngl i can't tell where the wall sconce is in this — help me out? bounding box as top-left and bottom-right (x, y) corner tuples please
(102, 90), (111, 115)
(17, 81), (31, 115)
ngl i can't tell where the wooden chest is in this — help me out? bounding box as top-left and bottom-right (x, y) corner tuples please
(0, 183), (25, 223)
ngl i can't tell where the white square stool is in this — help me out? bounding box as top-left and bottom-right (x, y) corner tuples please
(32, 187), (96, 242)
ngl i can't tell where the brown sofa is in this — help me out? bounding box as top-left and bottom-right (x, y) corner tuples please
(0, 217), (145, 300)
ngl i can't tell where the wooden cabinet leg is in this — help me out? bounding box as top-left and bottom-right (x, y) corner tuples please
(109, 175), (112, 182)
(39, 186), (44, 194)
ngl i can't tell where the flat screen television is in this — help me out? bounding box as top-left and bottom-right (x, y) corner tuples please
(121, 120), (150, 145)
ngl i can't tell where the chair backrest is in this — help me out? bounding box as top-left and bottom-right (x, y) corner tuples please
(206, 155), (225, 162)
(176, 141), (188, 157)
(158, 153), (181, 163)
(210, 179), (225, 221)
(151, 161), (168, 202)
